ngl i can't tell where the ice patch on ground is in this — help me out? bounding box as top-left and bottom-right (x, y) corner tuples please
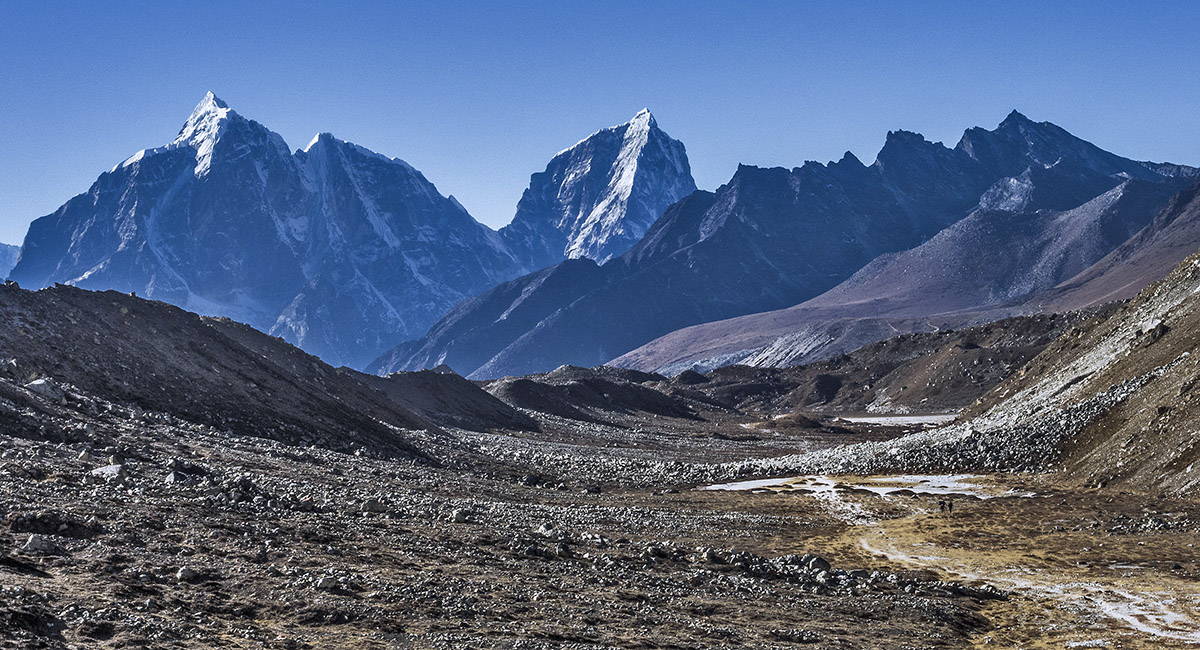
(837, 414), (959, 426)
(700, 473), (1034, 500)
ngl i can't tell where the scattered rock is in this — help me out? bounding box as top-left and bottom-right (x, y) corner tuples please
(315, 576), (339, 591)
(806, 555), (831, 572)
(90, 464), (126, 483)
(362, 498), (387, 513)
(24, 378), (65, 402)
(22, 534), (57, 554)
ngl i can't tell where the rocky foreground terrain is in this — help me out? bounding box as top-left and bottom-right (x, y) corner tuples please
(2, 277), (1200, 648)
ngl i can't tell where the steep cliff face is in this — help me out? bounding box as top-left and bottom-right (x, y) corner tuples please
(500, 109), (695, 268)
(8, 93), (527, 368)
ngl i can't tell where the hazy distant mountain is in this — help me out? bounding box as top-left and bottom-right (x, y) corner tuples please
(0, 244), (17, 279)
(378, 111), (1196, 379)
(500, 109), (696, 268)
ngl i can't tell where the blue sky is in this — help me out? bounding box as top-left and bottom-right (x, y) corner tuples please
(1, 1), (1198, 245)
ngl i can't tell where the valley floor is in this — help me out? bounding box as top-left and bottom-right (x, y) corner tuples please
(2, 393), (1197, 649)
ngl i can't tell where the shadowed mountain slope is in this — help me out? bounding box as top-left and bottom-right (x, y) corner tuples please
(617, 177), (1195, 374)
(379, 112), (1194, 379)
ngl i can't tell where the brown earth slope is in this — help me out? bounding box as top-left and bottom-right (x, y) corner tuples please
(690, 310), (1109, 416)
(0, 284), (545, 460)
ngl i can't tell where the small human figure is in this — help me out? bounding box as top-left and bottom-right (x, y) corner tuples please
(947, 499), (953, 513)
(938, 500), (946, 512)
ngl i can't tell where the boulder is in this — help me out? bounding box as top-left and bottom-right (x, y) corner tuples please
(24, 378), (65, 402)
(22, 534), (57, 554)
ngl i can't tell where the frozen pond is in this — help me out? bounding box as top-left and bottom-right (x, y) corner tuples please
(701, 473), (1035, 499)
(836, 414), (959, 426)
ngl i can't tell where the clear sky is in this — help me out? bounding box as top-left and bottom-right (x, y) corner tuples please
(1, 1), (1198, 245)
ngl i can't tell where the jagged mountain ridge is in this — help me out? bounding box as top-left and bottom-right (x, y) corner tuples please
(9, 95), (695, 368)
(10, 93), (524, 368)
(376, 111), (1195, 379)
(619, 176), (1194, 374)
(500, 109), (696, 268)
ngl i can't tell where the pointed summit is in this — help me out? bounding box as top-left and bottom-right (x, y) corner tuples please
(11, 93), (529, 369)
(999, 109), (1033, 128)
(831, 151), (866, 171)
(178, 92), (234, 138)
(501, 110), (696, 267)
(198, 91), (229, 111)
(304, 132), (333, 151)
(300, 130), (414, 170)
(955, 109), (1190, 184)
(629, 108), (657, 129)
(174, 91), (238, 161)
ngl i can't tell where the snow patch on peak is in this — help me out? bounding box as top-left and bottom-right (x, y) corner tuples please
(504, 109), (695, 266)
(629, 108), (656, 129)
(173, 92), (240, 177)
(176, 92), (235, 145)
(303, 132), (413, 170)
(304, 132), (328, 151)
(108, 92), (241, 175)
(554, 108), (659, 158)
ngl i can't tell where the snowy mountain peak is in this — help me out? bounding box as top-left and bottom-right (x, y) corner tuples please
(200, 90), (228, 111)
(12, 95), (530, 369)
(109, 92), (248, 175)
(629, 108), (656, 129)
(304, 132), (333, 151)
(301, 131), (414, 170)
(176, 92), (236, 146)
(169, 92), (248, 176)
(501, 109), (696, 266)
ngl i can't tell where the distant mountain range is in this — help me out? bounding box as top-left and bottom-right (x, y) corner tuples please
(10, 99), (1199, 378)
(7, 94), (694, 368)
(374, 111), (1197, 378)
(618, 175), (1198, 374)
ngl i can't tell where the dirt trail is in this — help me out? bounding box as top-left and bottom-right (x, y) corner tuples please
(830, 486), (1200, 647)
(858, 528), (1200, 647)
(756, 476), (1200, 648)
